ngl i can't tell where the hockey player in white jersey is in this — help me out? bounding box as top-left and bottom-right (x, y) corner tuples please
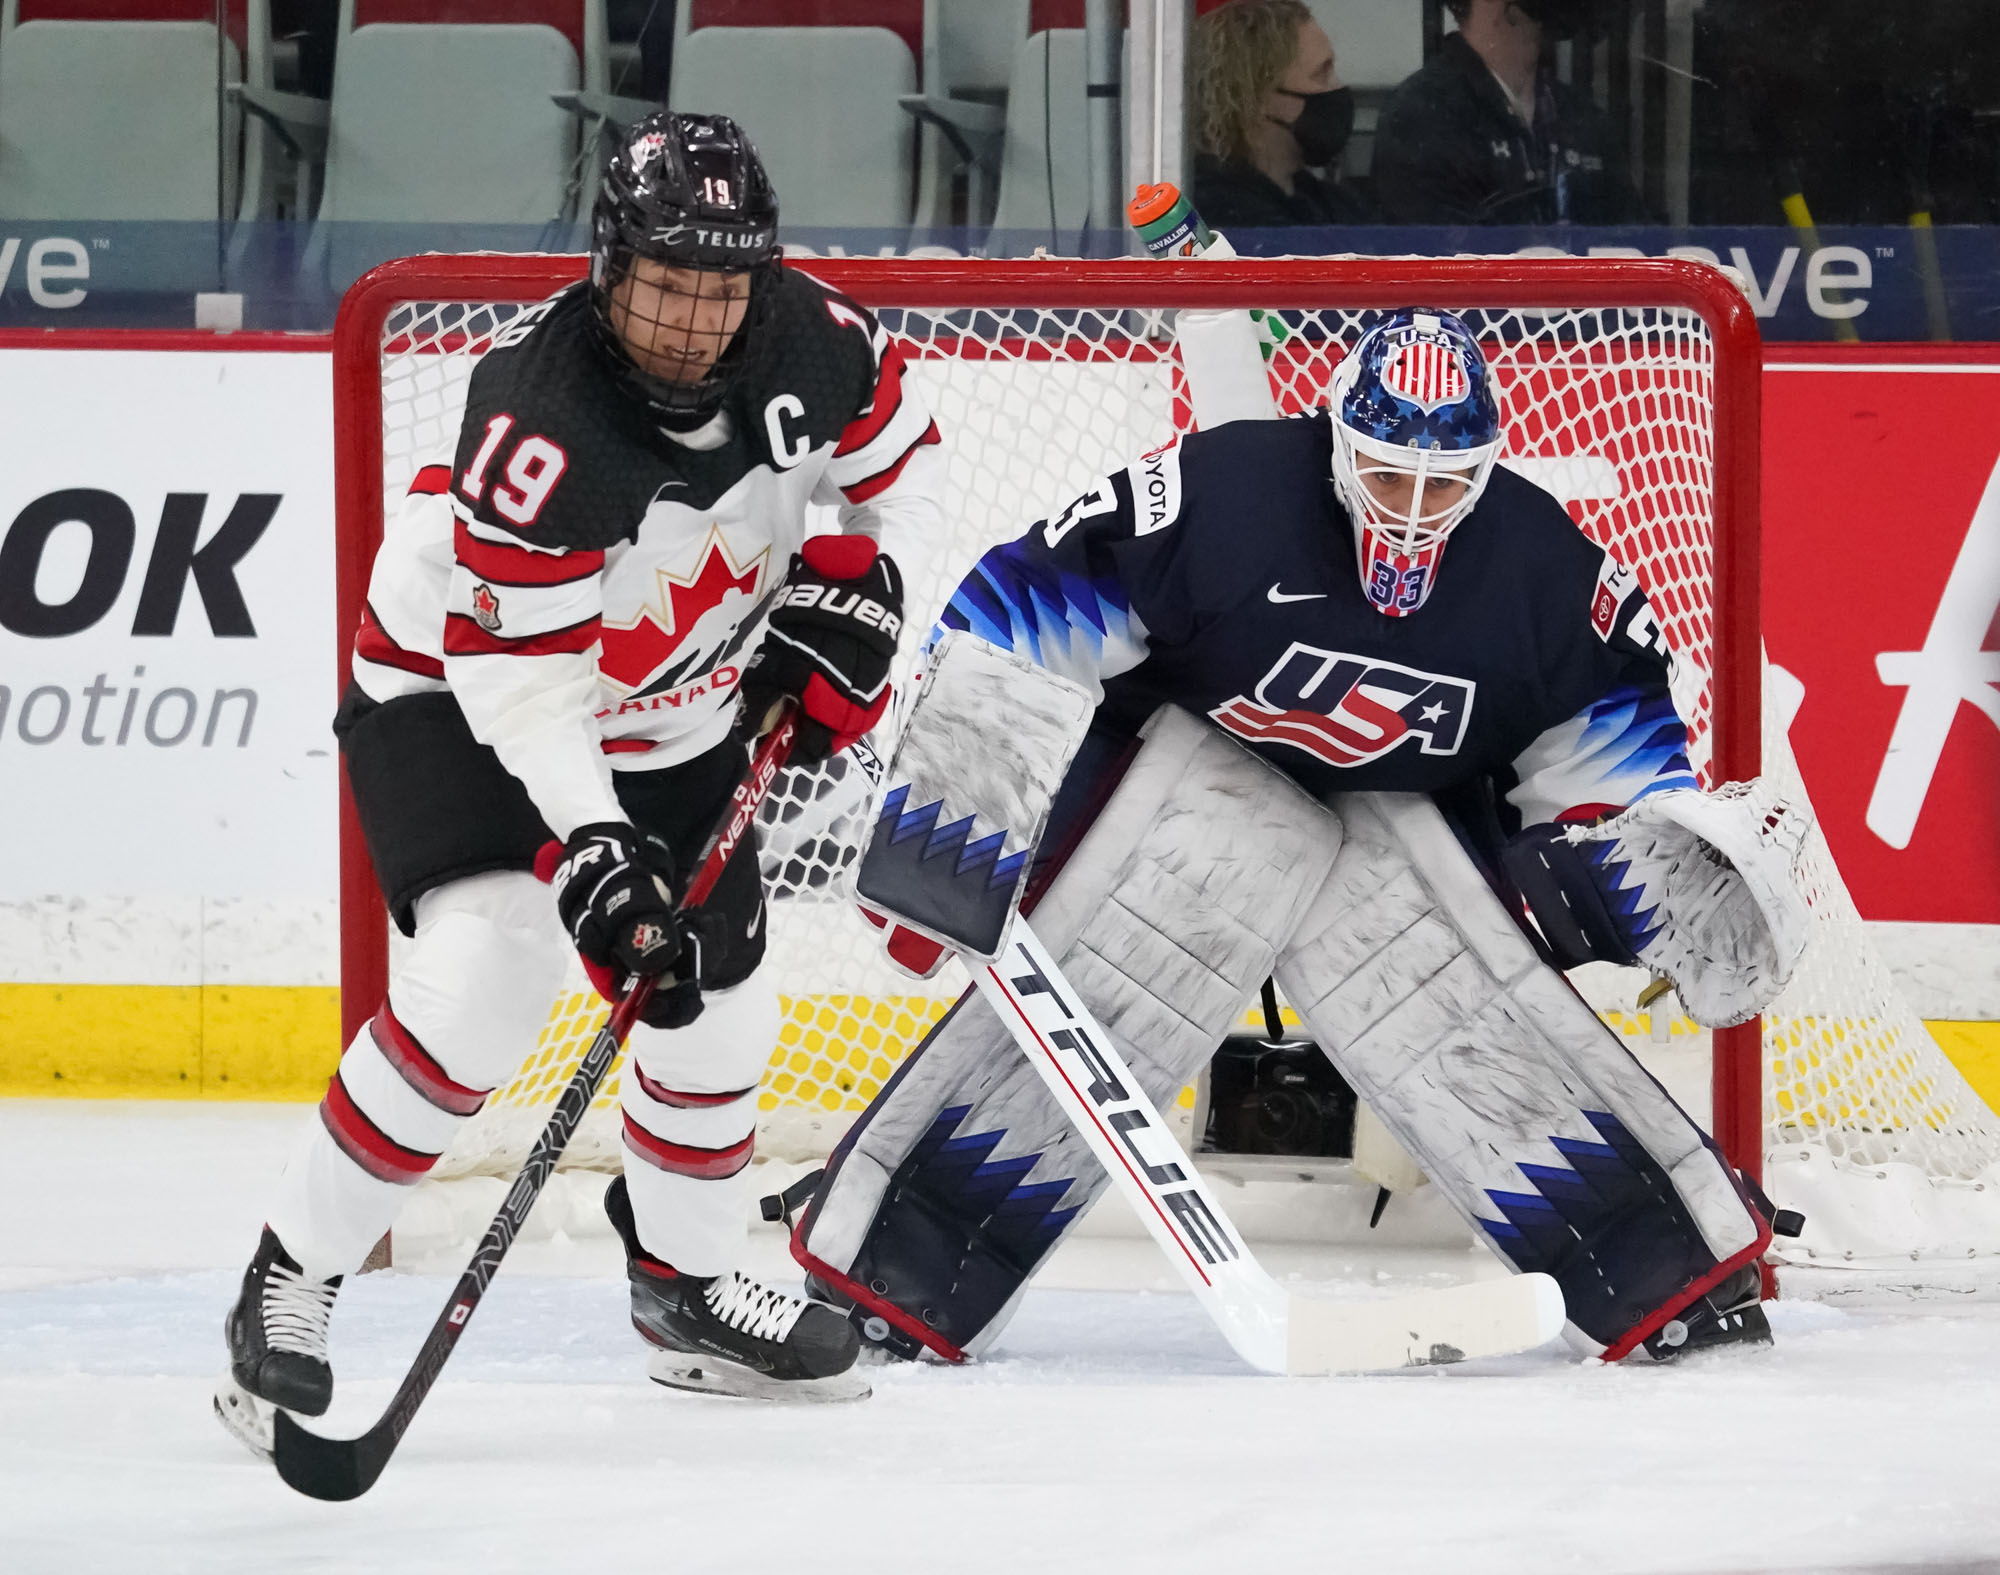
(217, 113), (944, 1448)
(795, 300), (1810, 1369)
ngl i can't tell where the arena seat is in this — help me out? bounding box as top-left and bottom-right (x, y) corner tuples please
(669, 22), (917, 229)
(0, 0), (249, 220)
(299, 0), (608, 285)
(987, 26), (1126, 247)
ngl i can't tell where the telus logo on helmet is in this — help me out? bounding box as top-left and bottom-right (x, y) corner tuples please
(649, 225), (774, 251)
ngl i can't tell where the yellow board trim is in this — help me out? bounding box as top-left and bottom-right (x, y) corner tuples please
(0, 983), (342, 1100)
(2, 984), (1998, 1119)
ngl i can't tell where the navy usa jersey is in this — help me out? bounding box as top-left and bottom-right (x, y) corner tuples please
(938, 412), (1694, 829)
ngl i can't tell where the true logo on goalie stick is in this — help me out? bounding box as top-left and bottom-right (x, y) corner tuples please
(1210, 642), (1474, 768)
(1005, 948), (1238, 1268)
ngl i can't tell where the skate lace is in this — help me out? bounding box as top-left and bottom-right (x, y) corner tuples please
(261, 1262), (338, 1360)
(703, 1271), (807, 1343)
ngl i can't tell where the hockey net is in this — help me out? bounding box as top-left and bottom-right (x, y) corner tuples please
(333, 254), (2000, 1272)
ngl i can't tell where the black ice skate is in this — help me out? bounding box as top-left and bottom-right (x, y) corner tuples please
(604, 1175), (867, 1403)
(213, 1226), (342, 1460)
(1641, 1265), (1772, 1361)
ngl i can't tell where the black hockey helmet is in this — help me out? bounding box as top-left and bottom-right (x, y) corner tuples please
(588, 111), (782, 420)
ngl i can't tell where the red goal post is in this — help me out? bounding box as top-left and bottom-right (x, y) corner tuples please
(331, 253), (1767, 1183)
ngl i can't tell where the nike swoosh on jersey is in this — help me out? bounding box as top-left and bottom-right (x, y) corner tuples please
(1267, 585), (1328, 603)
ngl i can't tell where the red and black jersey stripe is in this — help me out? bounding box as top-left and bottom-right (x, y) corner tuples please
(443, 612), (601, 658)
(319, 1073), (441, 1186)
(369, 1005), (489, 1117)
(841, 420), (941, 504)
(453, 518), (604, 588)
(408, 464), (452, 497)
(629, 1066), (756, 1110)
(353, 601), (444, 680)
(621, 1114), (754, 1179)
(834, 340), (911, 459)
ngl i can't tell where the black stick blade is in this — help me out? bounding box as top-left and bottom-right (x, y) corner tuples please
(273, 1410), (392, 1502)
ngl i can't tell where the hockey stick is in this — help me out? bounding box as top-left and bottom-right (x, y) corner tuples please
(273, 707), (799, 1501)
(976, 920), (1567, 1375)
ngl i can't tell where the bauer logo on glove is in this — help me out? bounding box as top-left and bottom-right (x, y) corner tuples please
(739, 535), (904, 765)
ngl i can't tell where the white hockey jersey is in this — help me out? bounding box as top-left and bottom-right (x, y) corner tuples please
(349, 268), (945, 837)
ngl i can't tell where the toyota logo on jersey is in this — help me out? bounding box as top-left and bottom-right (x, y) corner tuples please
(1380, 334), (1472, 414)
(1209, 643), (1475, 766)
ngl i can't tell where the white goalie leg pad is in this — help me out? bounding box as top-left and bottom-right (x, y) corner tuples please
(856, 631), (1096, 961)
(799, 707), (1342, 1355)
(1567, 781), (1811, 1027)
(1274, 793), (1765, 1356)
(621, 965), (782, 1276)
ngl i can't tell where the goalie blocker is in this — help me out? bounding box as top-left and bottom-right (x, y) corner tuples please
(796, 700), (1795, 1363)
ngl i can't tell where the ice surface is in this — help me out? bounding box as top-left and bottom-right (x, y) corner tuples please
(4, 1100), (2000, 1575)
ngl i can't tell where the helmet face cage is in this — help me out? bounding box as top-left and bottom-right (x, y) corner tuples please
(1327, 309), (1502, 618)
(587, 112), (781, 420)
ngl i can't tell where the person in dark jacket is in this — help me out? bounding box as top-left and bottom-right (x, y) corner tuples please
(1373, 0), (1646, 225)
(1189, 0), (1377, 230)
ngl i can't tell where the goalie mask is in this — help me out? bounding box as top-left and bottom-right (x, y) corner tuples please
(1328, 309), (1501, 618)
(588, 110), (781, 421)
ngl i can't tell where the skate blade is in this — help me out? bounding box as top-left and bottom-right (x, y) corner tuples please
(645, 1350), (871, 1404)
(212, 1373), (275, 1462)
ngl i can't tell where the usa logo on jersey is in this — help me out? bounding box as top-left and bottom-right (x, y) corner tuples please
(1210, 643), (1474, 767)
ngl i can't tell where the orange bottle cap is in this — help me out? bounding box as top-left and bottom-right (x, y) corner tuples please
(1127, 182), (1183, 225)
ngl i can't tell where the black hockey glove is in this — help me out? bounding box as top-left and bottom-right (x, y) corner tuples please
(738, 535), (903, 765)
(546, 823), (703, 1029)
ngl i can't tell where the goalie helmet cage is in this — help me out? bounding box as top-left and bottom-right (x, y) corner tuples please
(332, 252), (2000, 1279)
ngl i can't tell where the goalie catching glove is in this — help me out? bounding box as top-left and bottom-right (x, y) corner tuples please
(1503, 782), (1811, 1027)
(542, 824), (704, 1028)
(739, 535), (903, 765)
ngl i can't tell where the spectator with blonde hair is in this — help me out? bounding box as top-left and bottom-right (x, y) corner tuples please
(1189, 0), (1375, 231)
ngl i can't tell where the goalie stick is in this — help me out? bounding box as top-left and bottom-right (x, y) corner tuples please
(272, 707), (799, 1502)
(976, 920), (1567, 1375)
(852, 637), (1564, 1373)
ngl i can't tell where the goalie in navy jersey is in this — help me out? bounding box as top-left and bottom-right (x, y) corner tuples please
(795, 307), (1809, 1368)
(216, 114), (941, 1447)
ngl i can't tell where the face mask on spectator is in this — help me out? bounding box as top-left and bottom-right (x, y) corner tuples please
(1273, 86), (1355, 169)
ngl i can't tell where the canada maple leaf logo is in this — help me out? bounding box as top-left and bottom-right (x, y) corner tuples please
(471, 582), (501, 631)
(600, 527), (767, 693)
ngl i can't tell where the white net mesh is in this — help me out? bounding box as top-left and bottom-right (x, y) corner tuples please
(361, 261), (2000, 1264)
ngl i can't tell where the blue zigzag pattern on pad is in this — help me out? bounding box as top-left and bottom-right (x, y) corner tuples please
(1476, 1111), (1661, 1272)
(876, 786), (1028, 889)
(906, 1104), (1081, 1259)
(1579, 839), (1664, 949)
